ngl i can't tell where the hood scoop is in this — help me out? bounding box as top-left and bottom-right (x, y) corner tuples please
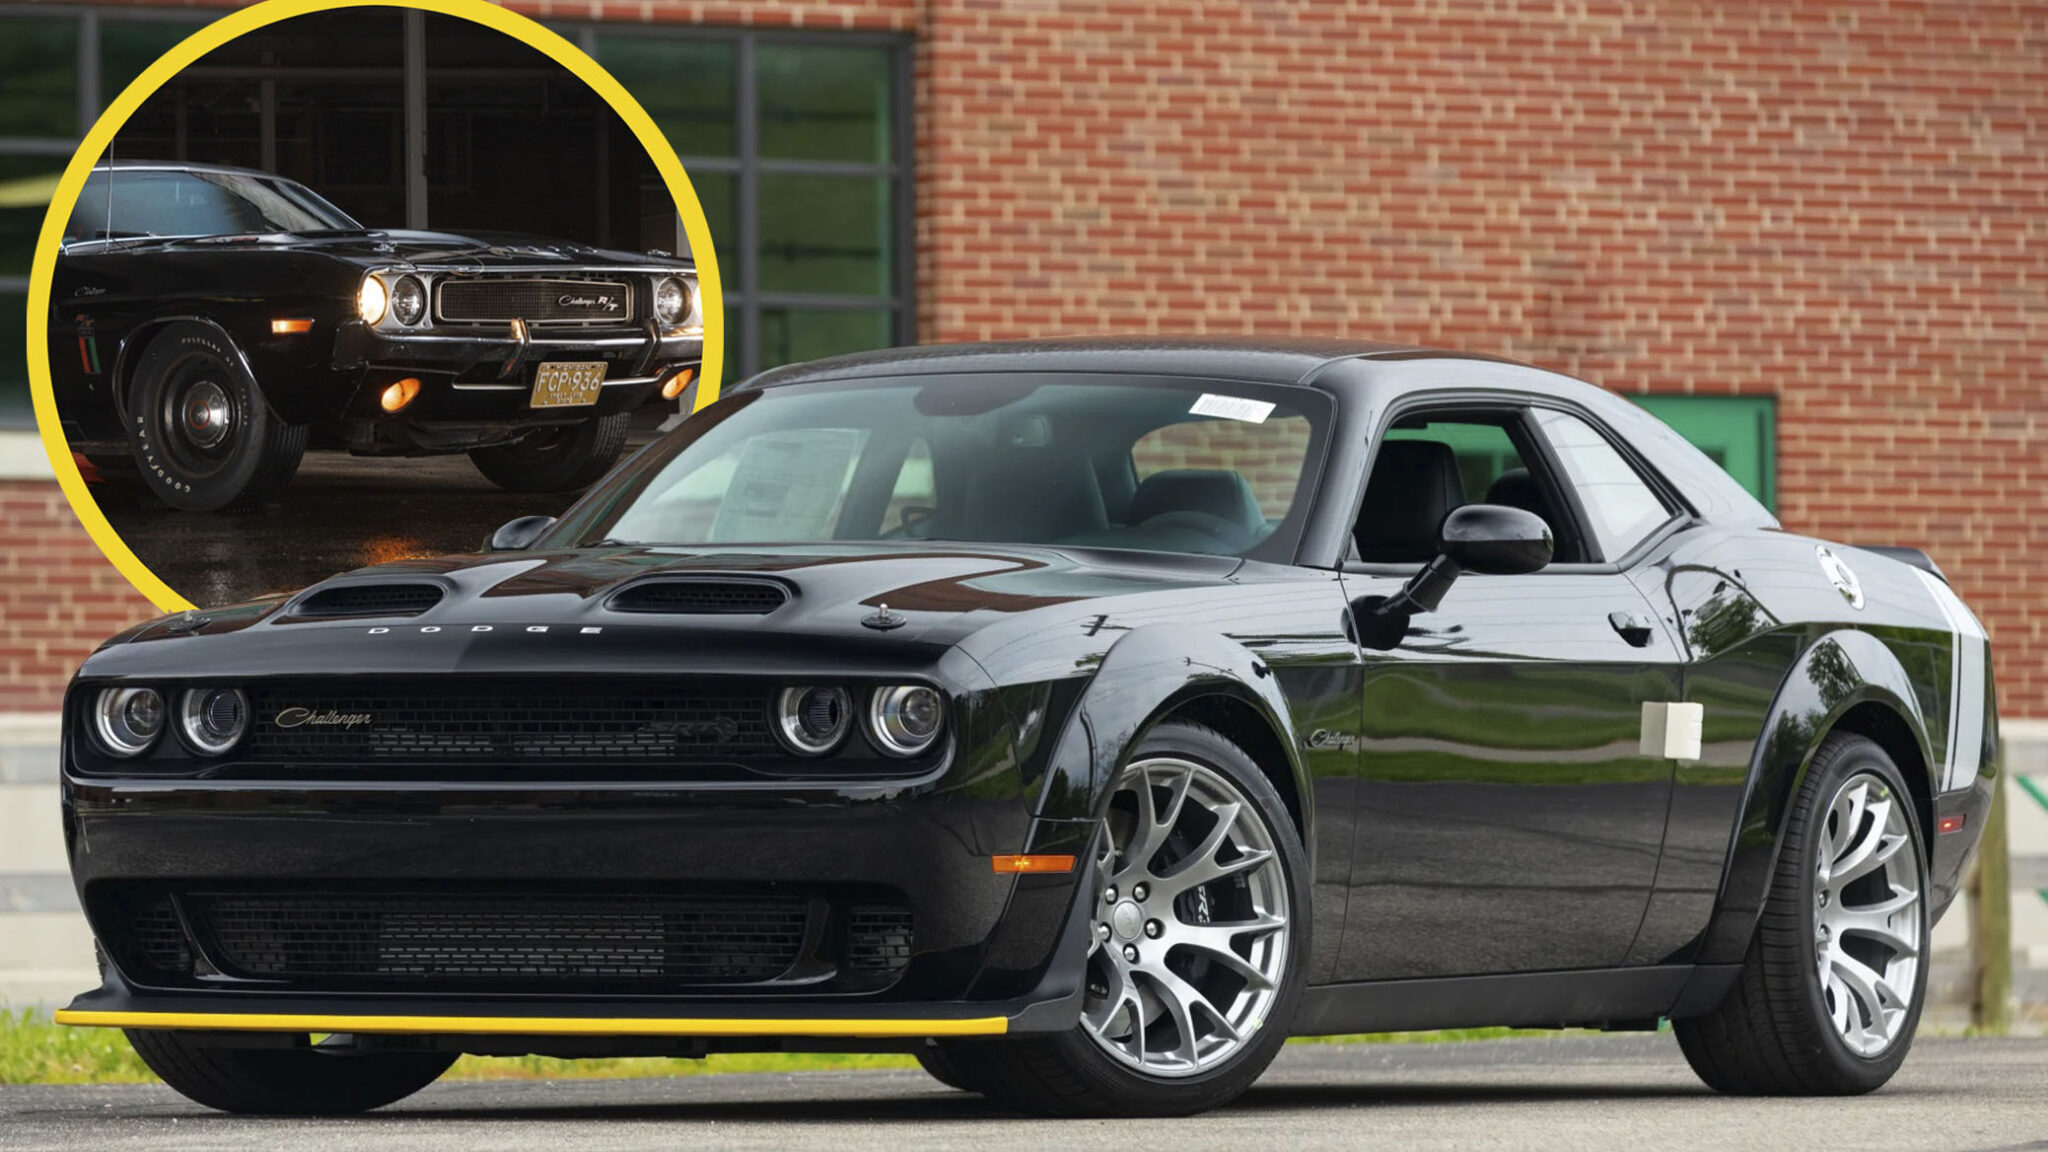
(294, 583), (445, 619)
(607, 577), (790, 615)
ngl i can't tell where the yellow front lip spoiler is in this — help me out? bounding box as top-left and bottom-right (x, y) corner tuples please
(55, 1009), (1009, 1039)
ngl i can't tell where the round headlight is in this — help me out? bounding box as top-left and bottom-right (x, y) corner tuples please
(653, 276), (689, 326)
(178, 687), (249, 756)
(390, 275), (426, 326)
(776, 686), (852, 756)
(357, 275), (388, 324)
(868, 685), (944, 757)
(93, 687), (165, 758)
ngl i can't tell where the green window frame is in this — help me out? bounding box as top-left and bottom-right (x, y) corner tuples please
(572, 26), (913, 382)
(0, 5), (208, 429)
(1630, 394), (1777, 512)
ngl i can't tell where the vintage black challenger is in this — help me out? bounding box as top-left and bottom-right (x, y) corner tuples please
(57, 338), (1996, 1116)
(49, 160), (703, 510)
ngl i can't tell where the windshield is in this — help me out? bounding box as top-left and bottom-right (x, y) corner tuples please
(64, 168), (361, 242)
(551, 375), (1330, 561)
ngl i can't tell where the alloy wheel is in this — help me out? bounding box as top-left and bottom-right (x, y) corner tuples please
(1813, 771), (1923, 1058)
(1081, 756), (1290, 1077)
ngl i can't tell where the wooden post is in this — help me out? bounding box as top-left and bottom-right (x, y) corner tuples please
(1970, 779), (2011, 1034)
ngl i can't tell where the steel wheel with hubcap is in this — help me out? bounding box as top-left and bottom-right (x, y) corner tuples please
(935, 721), (1307, 1117)
(1675, 731), (1930, 1094)
(125, 321), (305, 511)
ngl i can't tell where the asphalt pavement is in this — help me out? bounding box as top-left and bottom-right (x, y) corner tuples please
(3, 1035), (2044, 1152)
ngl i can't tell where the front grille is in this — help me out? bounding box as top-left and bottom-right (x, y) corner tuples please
(295, 583), (443, 618)
(240, 679), (776, 763)
(90, 885), (917, 994)
(191, 892), (807, 985)
(437, 277), (634, 325)
(609, 579), (789, 615)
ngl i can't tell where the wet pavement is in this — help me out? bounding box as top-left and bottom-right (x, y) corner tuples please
(86, 421), (667, 608)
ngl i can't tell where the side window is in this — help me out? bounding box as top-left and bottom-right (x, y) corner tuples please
(1357, 414), (1592, 564)
(1533, 410), (1671, 560)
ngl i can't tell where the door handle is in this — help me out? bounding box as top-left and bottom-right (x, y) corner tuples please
(1608, 610), (1657, 648)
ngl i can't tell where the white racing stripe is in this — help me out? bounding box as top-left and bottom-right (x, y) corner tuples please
(1914, 568), (1988, 792)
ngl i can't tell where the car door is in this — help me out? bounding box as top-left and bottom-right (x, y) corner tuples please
(1333, 402), (1688, 981)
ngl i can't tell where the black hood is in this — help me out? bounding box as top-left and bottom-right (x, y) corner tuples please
(135, 229), (693, 271)
(84, 543), (1242, 682)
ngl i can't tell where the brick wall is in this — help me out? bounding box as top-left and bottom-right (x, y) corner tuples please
(0, 479), (158, 712)
(11, 0), (2045, 715)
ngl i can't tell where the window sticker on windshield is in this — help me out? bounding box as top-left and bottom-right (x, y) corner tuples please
(1189, 393), (1275, 424)
(709, 428), (868, 543)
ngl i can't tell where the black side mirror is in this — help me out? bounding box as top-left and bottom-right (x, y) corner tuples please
(1367, 503), (1553, 626)
(485, 515), (557, 552)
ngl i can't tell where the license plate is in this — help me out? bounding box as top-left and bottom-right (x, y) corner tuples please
(531, 362), (607, 408)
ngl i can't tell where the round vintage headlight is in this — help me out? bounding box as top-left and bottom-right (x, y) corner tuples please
(867, 685), (944, 757)
(178, 687), (249, 756)
(92, 687), (165, 758)
(776, 686), (852, 756)
(653, 276), (690, 326)
(357, 274), (388, 324)
(390, 275), (426, 326)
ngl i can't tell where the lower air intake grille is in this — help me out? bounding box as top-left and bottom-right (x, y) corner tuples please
(189, 892), (809, 986)
(847, 906), (915, 973)
(241, 679), (776, 763)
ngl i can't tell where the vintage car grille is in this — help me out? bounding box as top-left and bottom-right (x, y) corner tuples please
(240, 679), (777, 763)
(96, 887), (915, 993)
(436, 277), (635, 325)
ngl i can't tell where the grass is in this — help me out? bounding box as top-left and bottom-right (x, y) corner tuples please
(0, 1009), (1559, 1086)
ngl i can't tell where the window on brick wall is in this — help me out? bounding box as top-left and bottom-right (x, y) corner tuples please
(1629, 395), (1778, 512)
(579, 28), (911, 383)
(0, 8), (207, 429)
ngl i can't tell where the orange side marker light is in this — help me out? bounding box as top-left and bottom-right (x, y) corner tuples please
(991, 854), (1076, 874)
(271, 318), (314, 335)
(1937, 813), (1967, 835)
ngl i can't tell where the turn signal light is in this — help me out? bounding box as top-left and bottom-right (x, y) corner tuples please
(380, 378), (421, 412)
(661, 367), (695, 401)
(1937, 813), (1967, 834)
(991, 855), (1076, 874)
(270, 318), (313, 335)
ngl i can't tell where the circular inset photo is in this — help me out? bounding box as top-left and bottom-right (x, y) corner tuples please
(30, 0), (720, 608)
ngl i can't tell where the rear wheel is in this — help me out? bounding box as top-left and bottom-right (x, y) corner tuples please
(126, 321), (306, 511)
(937, 721), (1306, 1117)
(125, 1029), (455, 1115)
(1674, 732), (1929, 1094)
(468, 413), (629, 493)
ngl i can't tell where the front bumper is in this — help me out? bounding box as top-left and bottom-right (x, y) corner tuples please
(58, 774), (1098, 1044)
(325, 322), (703, 453)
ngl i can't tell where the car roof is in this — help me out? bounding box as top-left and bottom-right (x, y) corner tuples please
(737, 336), (1524, 392)
(90, 158), (288, 180)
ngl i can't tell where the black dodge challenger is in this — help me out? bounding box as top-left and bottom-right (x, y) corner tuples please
(50, 160), (703, 510)
(56, 338), (1996, 1117)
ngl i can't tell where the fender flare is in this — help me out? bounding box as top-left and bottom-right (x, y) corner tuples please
(109, 315), (257, 428)
(1030, 623), (1312, 836)
(1693, 628), (1936, 965)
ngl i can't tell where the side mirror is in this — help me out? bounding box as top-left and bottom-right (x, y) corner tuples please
(485, 515), (557, 552)
(1369, 503), (1553, 623)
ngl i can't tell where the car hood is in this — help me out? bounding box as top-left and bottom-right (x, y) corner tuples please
(128, 229), (693, 271)
(85, 543), (1243, 682)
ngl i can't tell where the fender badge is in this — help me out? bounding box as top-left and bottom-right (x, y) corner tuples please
(1815, 545), (1865, 610)
(861, 602), (906, 631)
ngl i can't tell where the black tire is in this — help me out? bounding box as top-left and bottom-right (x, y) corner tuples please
(125, 1029), (455, 1115)
(468, 413), (630, 493)
(1673, 732), (1930, 1095)
(936, 721), (1309, 1117)
(914, 1044), (981, 1092)
(125, 321), (306, 511)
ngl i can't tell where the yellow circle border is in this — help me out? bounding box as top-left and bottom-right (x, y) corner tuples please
(25, 0), (725, 615)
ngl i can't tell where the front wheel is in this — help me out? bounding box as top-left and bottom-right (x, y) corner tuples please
(937, 721), (1307, 1117)
(125, 1029), (455, 1114)
(126, 321), (306, 511)
(468, 413), (629, 493)
(1674, 732), (1930, 1094)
